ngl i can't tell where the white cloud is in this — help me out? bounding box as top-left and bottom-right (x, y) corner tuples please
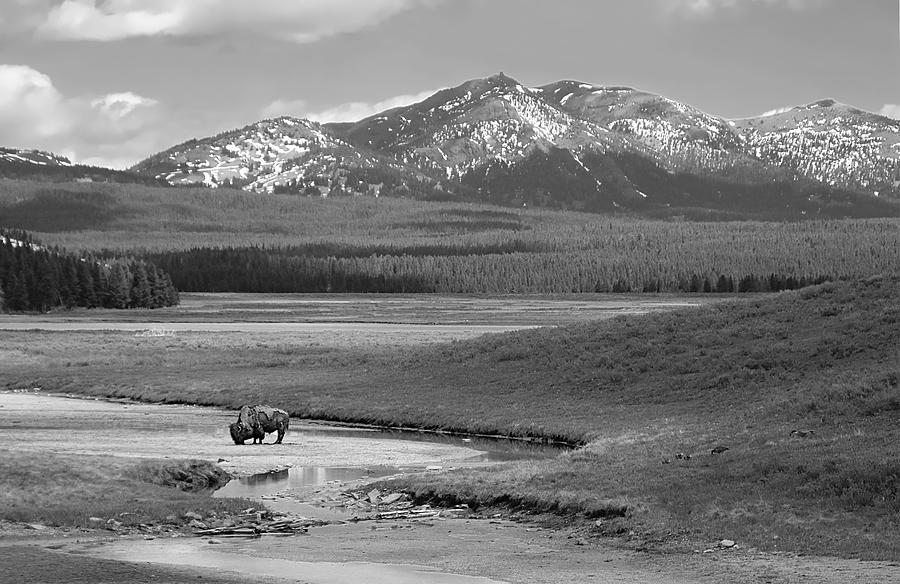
(32, 0), (439, 42)
(666, 0), (823, 15)
(262, 89), (441, 123)
(879, 104), (900, 120)
(0, 64), (441, 170)
(91, 92), (159, 120)
(0, 64), (162, 168)
(759, 105), (794, 117)
(37, 0), (182, 41)
(0, 65), (71, 138)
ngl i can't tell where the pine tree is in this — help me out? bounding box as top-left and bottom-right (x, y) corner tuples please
(58, 258), (80, 308)
(33, 258), (60, 312)
(105, 262), (132, 309)
(130, 261), (152, 308)
(689, 274), (702, 293)
(77, 261), (97, 307)
(5, 273), (29, 311)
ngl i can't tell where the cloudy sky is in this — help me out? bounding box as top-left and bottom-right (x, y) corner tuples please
(1, 0), (897, 169)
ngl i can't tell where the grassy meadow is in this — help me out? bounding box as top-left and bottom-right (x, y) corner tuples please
(3, 277), (899, 559)
(2, 178), (899, 559)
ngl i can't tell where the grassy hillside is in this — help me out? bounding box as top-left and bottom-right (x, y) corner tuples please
(5, 277), (898, 558)
(382, 277), (900, 558)
(0, 452), (245, 529)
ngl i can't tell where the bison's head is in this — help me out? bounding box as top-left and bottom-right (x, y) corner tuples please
(229, 422), (253, 445)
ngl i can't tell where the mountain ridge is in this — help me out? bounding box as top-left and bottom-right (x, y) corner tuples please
(5, 73), (899, 219)
(0, 146), (165, 186)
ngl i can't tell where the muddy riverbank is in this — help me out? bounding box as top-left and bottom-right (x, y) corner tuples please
(3, 391), (899, 584)
(0, 391), (489, 478)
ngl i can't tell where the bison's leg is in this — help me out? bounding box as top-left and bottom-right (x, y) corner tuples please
(274, 413), (289, 444)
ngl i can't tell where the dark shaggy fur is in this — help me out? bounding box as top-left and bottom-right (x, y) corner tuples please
(229, 404), (290, 444)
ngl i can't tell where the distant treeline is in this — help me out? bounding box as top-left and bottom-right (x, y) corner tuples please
(3, 180), (898, 296)
(143, 245), (834, 294)
(0, 231), (179, 312)
(0, 158), (167, 187)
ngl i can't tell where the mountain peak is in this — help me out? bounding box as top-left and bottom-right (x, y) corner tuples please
(796, 98), (863, 114)
(261, 114), (315, 125)
(122, 72), (900, 210)
(0, 147), (72, 167)
(455, 72), (527, 96)
(802, 98), (840, 109)
(486, 71), (518, 84)
(750, 98), (882, 122)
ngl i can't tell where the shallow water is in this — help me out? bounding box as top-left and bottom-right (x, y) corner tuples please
(214, 465), (401, 503)
(0, 320), (535, 334)
(90, 426), (539, 584)
(214, 427), (565, 517)
(91, 540), (510, 584)
(3, 391), (552, 583)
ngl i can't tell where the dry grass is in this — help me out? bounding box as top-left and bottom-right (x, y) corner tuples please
(388, 405), (899, 559)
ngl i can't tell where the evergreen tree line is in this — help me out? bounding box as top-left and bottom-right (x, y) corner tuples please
(1, 231), (179, 312)
(0, 157), (167, 186)
(143, 245), (838, 295)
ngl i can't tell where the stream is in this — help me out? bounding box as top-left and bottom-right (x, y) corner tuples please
(91, 426), (564, 584)
(213, 426), (564, 519)
(2, 392), (564, 584)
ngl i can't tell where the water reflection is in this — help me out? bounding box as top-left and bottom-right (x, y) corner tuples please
(299, 425), (568, 463)
(216, 466), (399, 499)
(243, 467), (289, 486)
(216, 428), (567, 502)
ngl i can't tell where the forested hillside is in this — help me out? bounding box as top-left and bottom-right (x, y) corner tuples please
(2, 180), (898, 296)
(145, 244), (838, 294)
(0, 231), (179, 312)
(0, 148), (166, 186)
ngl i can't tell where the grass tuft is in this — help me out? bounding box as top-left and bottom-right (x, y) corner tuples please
(126, 459), (232, 492)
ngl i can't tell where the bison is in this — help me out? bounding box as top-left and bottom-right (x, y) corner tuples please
(229, 404), (290, 445)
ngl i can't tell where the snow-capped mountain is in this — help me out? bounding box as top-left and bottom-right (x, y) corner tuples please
(334, 74), (628, 178)
(733, 99), (900, 195)
(1, 147), (73, 167)
(0, 147), (163, 185)
(133, 117), (391, 194)
(128, 73), (899, 217)
(131, 115), (451, 198)
(538, 81), (754, 171)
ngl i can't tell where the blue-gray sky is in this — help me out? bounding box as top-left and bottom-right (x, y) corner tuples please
(1, 0), (897, 168)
